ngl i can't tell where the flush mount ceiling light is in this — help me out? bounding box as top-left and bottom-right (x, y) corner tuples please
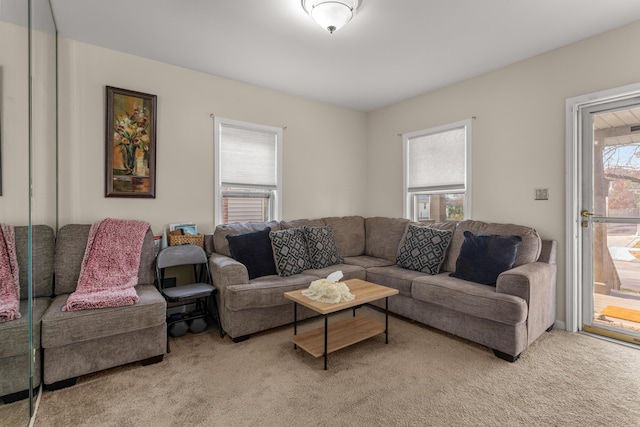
(301, 0), (361, 34)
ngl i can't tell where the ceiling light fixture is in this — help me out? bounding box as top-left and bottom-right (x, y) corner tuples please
(301, 0), (361, 34)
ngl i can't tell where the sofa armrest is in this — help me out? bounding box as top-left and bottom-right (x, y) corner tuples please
(496, 262), (557, 344)
(209, 253), (249, 298)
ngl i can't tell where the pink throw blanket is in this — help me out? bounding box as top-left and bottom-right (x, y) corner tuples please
(0, 224), (20, 322)
(63, 218), (150, 311)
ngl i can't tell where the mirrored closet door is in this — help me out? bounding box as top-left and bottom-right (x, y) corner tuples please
(0, 0), (57, 424)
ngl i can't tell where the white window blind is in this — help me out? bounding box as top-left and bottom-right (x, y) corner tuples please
(407, 127), (466, 192)
(220, 124), (277, 189)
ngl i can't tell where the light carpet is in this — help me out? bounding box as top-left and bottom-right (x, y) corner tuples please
(33, 308), (640, 427)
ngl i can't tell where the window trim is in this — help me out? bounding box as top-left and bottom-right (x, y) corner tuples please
(402, 119), (472, 221)
(214, 117), (283, 225)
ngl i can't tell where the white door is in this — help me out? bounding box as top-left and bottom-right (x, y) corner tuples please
(580, 97), (640, 345)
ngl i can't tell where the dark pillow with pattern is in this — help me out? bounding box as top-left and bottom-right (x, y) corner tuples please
(304, 226), (343, 269)
(269, 228), (312, 277)
(450, 231), (523, 286)
(396, 225), (453, 275)
(226, 227), (277, 280)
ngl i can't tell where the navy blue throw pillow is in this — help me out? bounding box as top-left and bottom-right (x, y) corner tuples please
(226, 227), (277, 280)
(450, 231), (523, 286)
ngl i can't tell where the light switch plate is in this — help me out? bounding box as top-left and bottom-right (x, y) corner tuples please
(535, 188), (549, 200)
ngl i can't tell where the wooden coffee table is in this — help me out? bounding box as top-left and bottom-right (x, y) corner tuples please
(284, 278), (399, 370)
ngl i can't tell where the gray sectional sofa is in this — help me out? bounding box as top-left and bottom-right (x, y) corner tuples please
(0, 225), (54, 401)
(208, 216), (557, 361)
(0, 223), (166, 400)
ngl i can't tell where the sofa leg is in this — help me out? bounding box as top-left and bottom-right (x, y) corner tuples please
(546, 324), (554, 332)
(141, 354), (164, 366)
(231, 334), (251, 343)
(493, 350), (520, 363)
(1, 389), (30, 403)
(45, 377), (78, 391)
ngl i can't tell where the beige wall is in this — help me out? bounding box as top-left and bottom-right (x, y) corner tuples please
(57, 38), (368, 235)
(366, 20), (640, 324)
(0, 21), (29, 225)
(0, 20), (56, 229)
(31, 25), (57, 228)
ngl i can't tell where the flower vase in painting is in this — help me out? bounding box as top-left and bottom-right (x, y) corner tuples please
(113, 105), (149, 175)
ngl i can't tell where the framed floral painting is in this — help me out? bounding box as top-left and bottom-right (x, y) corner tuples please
(105, 86), (157, 198)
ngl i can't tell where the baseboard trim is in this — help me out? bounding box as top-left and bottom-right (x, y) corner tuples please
(553, 320), (566, 331)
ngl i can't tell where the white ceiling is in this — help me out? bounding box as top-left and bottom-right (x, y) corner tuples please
(49, 0), (640, 112)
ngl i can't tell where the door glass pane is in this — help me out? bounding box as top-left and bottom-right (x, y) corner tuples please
(588, 105), (640, 339)
(593, 107), (640, 216)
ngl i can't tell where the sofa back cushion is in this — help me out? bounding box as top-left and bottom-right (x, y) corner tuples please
(269, 228), (312, 277)
(323, 216), (365, 257)
(15, 225), (55, 299)
(280, 218), (325, 229)
(365, 217), (410, 261)
(213, 221), (281, 257)
(442, 220), (542, 273)
(54, 224), (156, 295)
(396, 224), (453, 275)
(303, 226), (344, 269)
(425, 221), (459, 272)
(450, 231), (523, 285)
(226, 227), (277, 279)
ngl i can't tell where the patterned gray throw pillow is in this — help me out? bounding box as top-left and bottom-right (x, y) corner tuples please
(304, 226), (343, 269)
(396, 224), (453, 275)
(269, 228), (312, 277)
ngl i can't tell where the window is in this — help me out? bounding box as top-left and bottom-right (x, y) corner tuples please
(403, 120), (471, 222)
(214, 117), (282, 225)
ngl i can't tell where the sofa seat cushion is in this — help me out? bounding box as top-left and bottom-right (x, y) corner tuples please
(366, 265), (427, 297)
(0, 298), (50, 358)
(225, 274), (318, 311)
(411, 274), (527, 325)
(343, 256), (395, 269)
(302, 263), (366, 281)
(41, 284), (166, 348)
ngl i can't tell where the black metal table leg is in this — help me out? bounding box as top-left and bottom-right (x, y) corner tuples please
(293, 301), (298, 349)
(385, 296), (389, 344)
(324, 314), (328, 370)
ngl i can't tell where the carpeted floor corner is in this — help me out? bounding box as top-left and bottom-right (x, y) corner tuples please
(33, 308), (640, 426)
